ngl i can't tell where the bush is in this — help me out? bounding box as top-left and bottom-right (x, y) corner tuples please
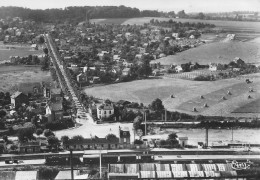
(194, 75), (213, 81)
(36, 128), (43, 136)
(45, 118), (74, 131)
(43, 129), (54, 137)
(39, 166), (59, 180)
(134, 139), (143, 145)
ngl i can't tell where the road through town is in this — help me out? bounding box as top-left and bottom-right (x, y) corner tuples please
(44, 34), (135, 141)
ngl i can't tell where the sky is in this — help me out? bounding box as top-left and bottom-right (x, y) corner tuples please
(0, 0), (259, 13)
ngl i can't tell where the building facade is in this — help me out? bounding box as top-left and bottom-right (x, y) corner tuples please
(97, 103), (114, 119)
(11, 91), (29, 108)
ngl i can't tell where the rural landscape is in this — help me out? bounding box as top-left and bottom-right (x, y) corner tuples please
(0, 0), (260, 179)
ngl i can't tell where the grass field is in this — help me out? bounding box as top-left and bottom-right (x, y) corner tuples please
(91, 17), (260, 32)
(0, 48), (42, 61)
(0, 65), (51, 92)
(177, 81), (260, 113)
(151, 40), (260, 65)
(84, 78), (205, 104)
(84, 73), (260, 117)
(233, 99), (260, 113)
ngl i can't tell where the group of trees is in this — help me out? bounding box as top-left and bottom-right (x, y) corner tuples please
(157, 133), (180, 148)
(0, 6), (162, 23)
(150, 19), (216, 31)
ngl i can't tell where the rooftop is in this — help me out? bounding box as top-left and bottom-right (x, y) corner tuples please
(49, 102), (63, 111)
(11, 91), (24, 99)
(98, 103), (114, 110)
(64, 137), (119, 145)
(51, 88), (62, 95)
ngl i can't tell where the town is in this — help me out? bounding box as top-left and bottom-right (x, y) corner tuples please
(0, 2), (260, 180)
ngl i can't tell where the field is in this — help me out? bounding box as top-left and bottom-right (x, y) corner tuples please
(91, 17), (260, 32)
(151, 40), (260, 65)
(84, 78), (204, 104)
(233, 99), (260, 113)
(0, 43), (43, 62)
(84, 73), (260, 117)
(0, 65), (51, 92)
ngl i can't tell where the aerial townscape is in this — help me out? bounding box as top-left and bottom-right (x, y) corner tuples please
(0, 0), (260, 179)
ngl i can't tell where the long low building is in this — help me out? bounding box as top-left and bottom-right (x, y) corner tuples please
(107, 161), (255, 179)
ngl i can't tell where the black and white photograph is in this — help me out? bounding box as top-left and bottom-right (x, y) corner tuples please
(0, 0), (259, 179)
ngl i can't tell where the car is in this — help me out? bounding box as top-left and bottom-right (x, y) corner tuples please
(5, 160), (13, 164)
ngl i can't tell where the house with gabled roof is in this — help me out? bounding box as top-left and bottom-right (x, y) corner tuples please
(97, 103), (114, 120)
(46, 102), (63, 122)
(11, 91), (28, 108)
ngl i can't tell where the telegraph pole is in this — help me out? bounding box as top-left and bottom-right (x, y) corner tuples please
(205, 126), (208, 148)
(232, 126), (234, 141)
(70, 149), (74, 180)
(145, 111), (147, 136)
(100, 152), (102, 179)
(165, 109), (167, 122)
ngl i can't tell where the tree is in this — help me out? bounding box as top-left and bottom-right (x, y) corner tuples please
(158, 139), (167, 147)
(134, 139), (143, 145)
(197, 12), (205, 19)
(44, 129), (54, 137)
(168, 11), (176, 18)
(121, 110), (136, 122)
(18, 128), (35, 142)
(167, 132), (179, 147)
(36, 128), (43, 136)
(0, 110), (6, 118)
(43, 48), (48, 55)
(106, 133), (117, 141)
(39, 36), (45, 44)
(61, 135), (69, 144)
(168, 133), (178, 140)
(72, 135), (84, 142)
(150, 98), (164, 112)
(133, 116), (142, 131)
(177, 10), (187, 18)
(47, 135), (59, 150)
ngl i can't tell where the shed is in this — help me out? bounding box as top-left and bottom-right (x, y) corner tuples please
(220, 171), (237, 177)
(109, 164), (124, 173)
(216, 163), (233, 171)
(188, 171), (205, 178)
(140, 163), (155, 171)
(125, 164), (139, 173)
(108, 173), (139, 179)
(178, 137), (188, 147)
(172, 171), (188, 178)
(201, 164), (217, 171)
(155, 164), (171, 171)
(186, 164), (202, 171)
(204, 171), (221, 177)
(171, 164), (186, 171)
(156, 171), (172, 178)
(140, 171), (156, 178)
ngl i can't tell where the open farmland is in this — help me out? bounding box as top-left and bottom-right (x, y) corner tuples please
(84, 78), (204, 105)
(84, 73), (260, 117)
(151, 40), (260, 65)
(91, 17), (260, 33)
(233, 99), (260, 113)
(0, 65), (51, 92)
(0, 49), (42, 62)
